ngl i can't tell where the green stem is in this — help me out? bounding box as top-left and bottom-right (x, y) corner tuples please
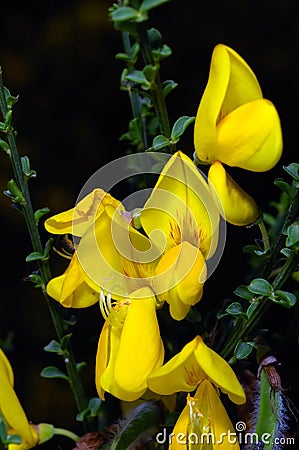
(0, 437), (6, 450)
(135, 23), (172, 143)
(220, 186), (299, 360)
(121, 31), (148, 150)
(54, 428), (80, 442)
(220, 249), (299, 360)
(0, 68), (90, 431)
(257, 219), (270, 251)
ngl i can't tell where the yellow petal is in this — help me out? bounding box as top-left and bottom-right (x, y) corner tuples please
(215, 99), (283, 171)
(0, 349), (39, 449)
(44, 188), (123, 237)
(154, 242), (207, 320)
(114, 287), (164, 393)
(96, 322), (141, 401)
(195, 43), (262, 164)
(77, 208), (129, 299)
(141, 151), (220, 259)
(46, 253), (98, 308)
(169, 381), (240, 449)
(193, 337), (246, 405)
(148, 336), (205, 394)
(208, 161), (260, 226)
(148, 336), (246, 405)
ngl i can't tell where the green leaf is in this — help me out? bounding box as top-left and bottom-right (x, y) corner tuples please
(248, 278), (273, 296)
(110, 6), (138, 22)
(25, 251), (44, 262)
(233, 285), (254, 301)
(0, 415), (7, 440)
(76, 361), (87, 372)
(88, 397), (102, 417)
(283, 163), (299, 181)
(44, 340), (62, 354)
(162, 80), (178, 98)
(246, 302), (260, 319)
(171, 116), (195, 142)
(34, 207), (50, 224)
(152, 134), (170, 151)
(273, 290), (297, 308)
(21, 155), (36, 180)
(40, 366), (69, 381)
(234, 341), (254, 359)
(225, 302), (244, 316)
(0, 138), (10, 153)
(5, 434), (22, 444)
(60, 333), (72, 351)
(274, 178), (295, 198)
(285, 221), (299, 247)
(140, 0), (171, 13)
(125, 70), (151, 89)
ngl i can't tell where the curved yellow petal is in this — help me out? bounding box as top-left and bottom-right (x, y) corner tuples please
(195, 43), (262, 164)
(216, 99), (283, 171)
(179, 381), (241, 450)
(0, 349), (39, 449)
(194, 337), (246, 405)
(77, 208), (129, 299)
(141, 151), (220, 259)
(154, 242), (207, 320)
(44, 188), (123, 237)
(208, 161), (260, 226)
(114, 287), (164, 394)
(46, 253), (98, 308)
(96, 322), (142, 401)
(148, 336), (205, 394)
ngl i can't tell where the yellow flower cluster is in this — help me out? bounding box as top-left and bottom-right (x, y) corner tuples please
(42, 44), (282, 449)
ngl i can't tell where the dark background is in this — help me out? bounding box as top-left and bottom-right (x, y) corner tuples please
(0, 0), (298, 448)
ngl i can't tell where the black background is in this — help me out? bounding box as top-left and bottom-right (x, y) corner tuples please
(0, 1), (298, 448)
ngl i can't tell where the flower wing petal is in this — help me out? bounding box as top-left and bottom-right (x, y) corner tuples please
(208, 161), (260, 226)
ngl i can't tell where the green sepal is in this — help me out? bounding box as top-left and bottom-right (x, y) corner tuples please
(253, 369), (282, 449)
(102, 402), (160, 450)
(247, 278), (273, 296)
(234, 340), (254, 359)
(40, 366), (69, 381)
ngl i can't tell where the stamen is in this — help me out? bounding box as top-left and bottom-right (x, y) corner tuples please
(99, 290), (130, 328)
